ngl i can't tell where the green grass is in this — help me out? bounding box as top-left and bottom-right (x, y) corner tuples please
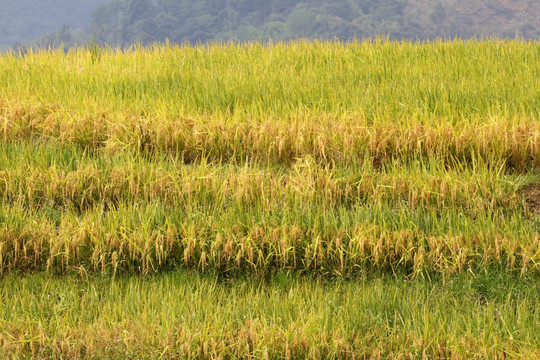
(0, 39), (539, 358)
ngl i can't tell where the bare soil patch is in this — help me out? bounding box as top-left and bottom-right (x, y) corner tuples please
(523, 183), (540, 214)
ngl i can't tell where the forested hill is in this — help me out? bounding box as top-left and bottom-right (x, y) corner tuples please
(0, 0), (109, 50)
(9, 0), (540, 50)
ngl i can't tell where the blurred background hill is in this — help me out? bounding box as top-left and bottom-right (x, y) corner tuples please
(1, 0), (539, 50)
(0, 0), (108, 50)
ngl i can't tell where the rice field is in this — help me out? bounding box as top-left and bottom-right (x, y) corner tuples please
(0, 39), (539, 358)
(1, 271), (539, 359)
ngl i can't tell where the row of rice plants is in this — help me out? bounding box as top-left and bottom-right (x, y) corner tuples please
(1, 40), (539, 120)
(1, 104), (538, 170)
(0, 143), (527, 215)
(1, 272), (538, 359)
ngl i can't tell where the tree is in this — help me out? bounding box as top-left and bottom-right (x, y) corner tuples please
(57, 24), (72, 43)
(23, 0), (540, 50)
(286, 8), (318, 37)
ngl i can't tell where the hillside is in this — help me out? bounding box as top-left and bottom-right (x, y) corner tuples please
(406, 0), (540, 38)
(0, 0), (108, 50)
(21, 0), (539, 49)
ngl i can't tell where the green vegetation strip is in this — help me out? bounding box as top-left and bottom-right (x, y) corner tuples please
(2, 40), (539, 120)
(0, 271), (538, 359)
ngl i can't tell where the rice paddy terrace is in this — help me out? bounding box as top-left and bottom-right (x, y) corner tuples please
(0, 40), (538, 358)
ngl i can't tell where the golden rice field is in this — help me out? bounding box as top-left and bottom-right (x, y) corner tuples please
(0, 39), (539, 358)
